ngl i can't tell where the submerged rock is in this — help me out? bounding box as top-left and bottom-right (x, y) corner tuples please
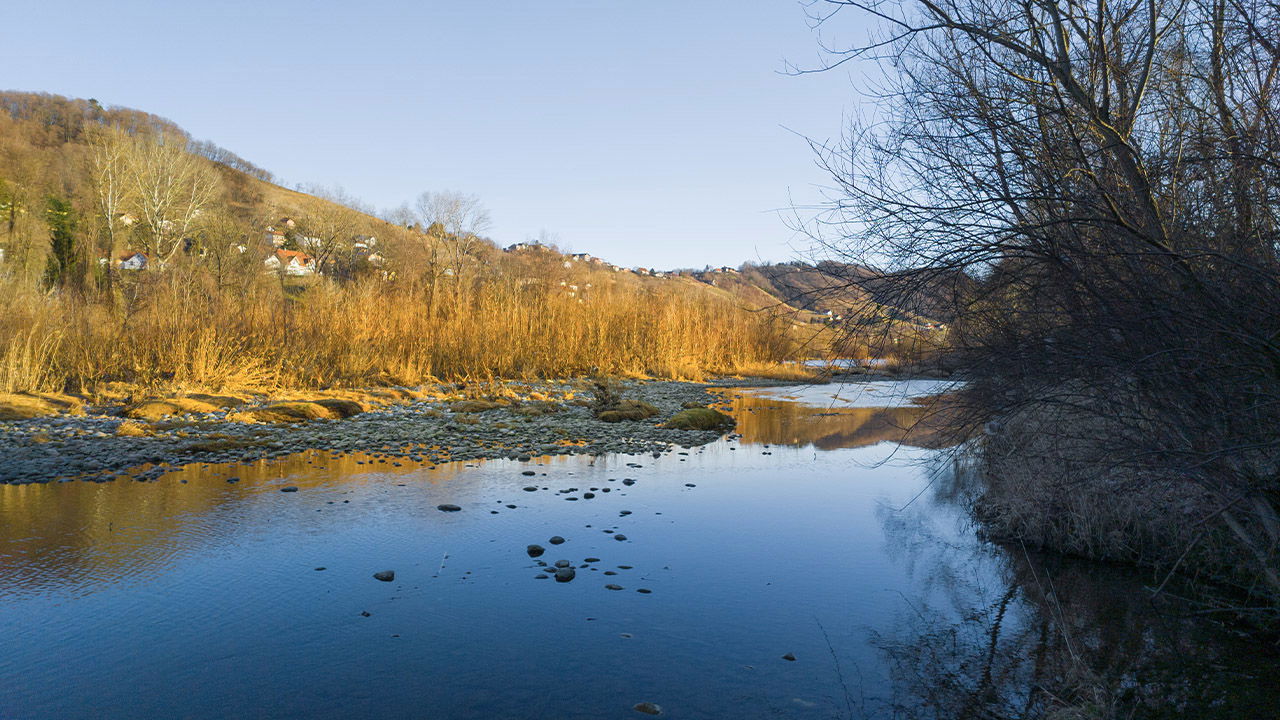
(554, 567), (576, 582)
(437, 503), (462, 512)
(373, 570), (395, 582)
(633, 702), (663, 715)
(527, 544), (546, 557)
(549, 535), (566, 545)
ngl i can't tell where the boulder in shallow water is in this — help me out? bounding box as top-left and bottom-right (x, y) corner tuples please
(527, 544), (545, 558)
(554, 566), (576, 582)
(437, 504), (462, 512)
(633, 702), (663, 715)
(373, 570), (395, 582)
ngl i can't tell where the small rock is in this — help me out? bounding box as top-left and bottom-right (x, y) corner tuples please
(549, 536), (566, 545)
(782, 652), (796, 662)
(614, 534), (628, 542)
(373, 570), (395, 582)
(280, 486), (299, 493)
(314, 567), (326, 571)
(605, 584), (624, 590)
(637, 588), (652, 594)
(534, 574), (549, 579)
(633, 702), (663, 715)
(555, 567), (576, 582)
(522, 470), (537, 476)
(360, 611), (371, 617)
(523, 486), (538, 492)
(437, 504), (462, 512)
(583, 492), (595, 499)
(554, 559), (571, 568)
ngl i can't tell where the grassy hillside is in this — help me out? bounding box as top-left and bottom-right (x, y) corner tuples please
(0, 91), (823, 394)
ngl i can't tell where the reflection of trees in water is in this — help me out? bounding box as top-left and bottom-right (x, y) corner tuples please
(723, 392), (954, 450)
(0, 451), (480, 596)
(869, 457), (1280, 719)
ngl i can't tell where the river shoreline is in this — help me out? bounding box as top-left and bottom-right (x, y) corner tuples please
(4, 376), (889, 485)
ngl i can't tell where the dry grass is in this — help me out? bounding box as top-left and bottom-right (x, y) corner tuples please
(114, 420), (152, 437)
(0, 271), (799, 395)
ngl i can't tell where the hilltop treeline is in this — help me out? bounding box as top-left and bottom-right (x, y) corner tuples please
(0, 91), (800, 392)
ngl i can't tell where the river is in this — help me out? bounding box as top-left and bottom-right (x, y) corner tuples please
(1, 381), (1275, 718)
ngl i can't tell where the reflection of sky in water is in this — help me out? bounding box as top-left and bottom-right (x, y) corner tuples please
(735, 379), (957, 408)
(0, 383), (1273, 719)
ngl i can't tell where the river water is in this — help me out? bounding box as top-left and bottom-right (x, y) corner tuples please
(1, 382), (1275, 719)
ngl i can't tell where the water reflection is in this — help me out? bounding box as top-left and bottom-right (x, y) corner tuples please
(720, 389), (952, 450)
(1, 384), (1276, 719)
(869, 456), (1279, 719)
(0, 451), (491, 598)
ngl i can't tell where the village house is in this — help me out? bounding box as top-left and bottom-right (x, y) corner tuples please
(264, 227), (287, 248)
(352, 235), (377, 250)
(112, 251), (148, 271)
(264, 248), (316, 276)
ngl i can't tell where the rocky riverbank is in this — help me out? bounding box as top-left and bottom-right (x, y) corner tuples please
(0, 379), (763, 484)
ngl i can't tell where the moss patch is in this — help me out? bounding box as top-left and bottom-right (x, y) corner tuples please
(596, 400), (659, 423)
(182, 393), (251, 409)
(310, 398), (368, 418)
(248, 402), (336, 423)
(0, 394), (62, 420)
(124, 398), (221, 420)
(451, 399), (505, 413)
(663, 407), (735, 431)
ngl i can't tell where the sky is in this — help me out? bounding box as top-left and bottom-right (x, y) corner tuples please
(4, 1), (875, 269)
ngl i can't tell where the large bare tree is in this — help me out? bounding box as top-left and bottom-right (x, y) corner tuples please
(127, 131), (220, 265)
(806, 0), (1280, 613)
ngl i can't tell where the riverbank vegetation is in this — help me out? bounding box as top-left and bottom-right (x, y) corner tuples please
(0, 92), (807, 397)
(809, 0), (1280, 629)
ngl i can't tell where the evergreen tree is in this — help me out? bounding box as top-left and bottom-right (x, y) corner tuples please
(43, 195), (79, 288)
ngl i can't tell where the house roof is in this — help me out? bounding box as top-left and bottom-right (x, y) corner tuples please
(118, 251), (147, 261)
(274, 249), (313, 263)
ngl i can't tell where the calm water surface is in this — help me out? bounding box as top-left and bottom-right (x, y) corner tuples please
(1, 382), (1275, 719)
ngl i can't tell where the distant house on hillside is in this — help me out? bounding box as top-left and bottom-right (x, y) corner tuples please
(116, 252), (148, 271)
(264, 228), (287, 248)
(264, 249), (316, 276)
(569, 253), (592, 263)
(114, 212), (136, 227)
(279, 217), (297, 229)
(505, 242), (534, 252)
(353, 235), (377, 250)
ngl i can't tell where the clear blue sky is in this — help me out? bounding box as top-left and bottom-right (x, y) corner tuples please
(5, 1), (872, 269)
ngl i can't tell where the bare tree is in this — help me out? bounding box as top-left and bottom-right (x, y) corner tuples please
(86, 126), (134, 291)
(127, 132), (221, 265)
(414, 190), (492, 279)
(804, 0), (1280, 614)
(296, 203), (359, 273)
